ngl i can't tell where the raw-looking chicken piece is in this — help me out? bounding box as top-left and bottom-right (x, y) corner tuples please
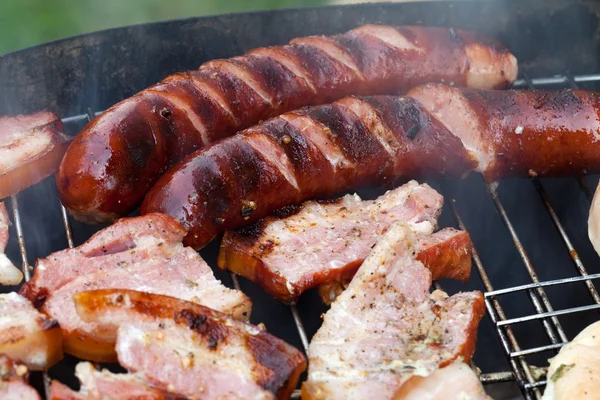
(219, 181), (472, 302)
(74, 289), (306, 400)
(543, 320), (600, 400)
(0, 111), (70, 198)
(0, 201), (22, 285)
(0, 292), (62, 370)
(20, 213), (250, 362)
(393, 362), (491, 399)
(0, 355), (41, 400)
(302, 223), (485, 400)
(49, 362), (176, 399)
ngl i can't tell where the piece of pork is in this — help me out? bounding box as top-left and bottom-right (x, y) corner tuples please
(220, 181), (471, 302)
(0, 292), (62, 370)
(542, 320), (600, 400)
(318, 227), (472, 304)
(49, 362), (175, 399)
(0, 202), (22, 285)
(0, 355), (41, 400)
(393, 362), (491, 399)
(20, 213), (250, 362)
(74, 289), (306, 400)
(302, 223), (485, 400)
(0, 111), (70, 198)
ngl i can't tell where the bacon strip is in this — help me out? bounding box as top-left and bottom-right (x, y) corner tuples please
(302, 223), (484, 399)
(0, 111), (69, 198)
(0, 355), (40, 400)
(74, 289), (306, 400)
(219, 181), (471, 302)
(20, 213), (250, 362)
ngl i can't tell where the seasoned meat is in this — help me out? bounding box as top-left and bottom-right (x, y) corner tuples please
(0, 292), (62, 370)
(0, 202), (22, 285)
(543, 320), (600, 400)
(0, 111), (69, 198)
(219, 180), (471, 302)
(302, 223), (485, 400)
(0, 355), (40, 400)
(318, 227), (471, 304)
(57, 25), (517, 224)
(142, 86), (600, 249)
(20, 213), (250, 362)
(73, 289), (306, 400)
(49, 362), (174, 399)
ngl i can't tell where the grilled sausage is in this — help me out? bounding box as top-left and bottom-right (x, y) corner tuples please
(57, 25), (517, 223)
(142, 84), (600, 249)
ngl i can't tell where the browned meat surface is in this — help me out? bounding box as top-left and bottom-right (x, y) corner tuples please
(0, 292), (63, 370)
(219, 180), (471, 302)
(0, 111), (69, 198)
(301, 223), (485, 399)
(20, 213), (249, 362)
(57, 25), (517, 224)
(73, 289), (306, 400)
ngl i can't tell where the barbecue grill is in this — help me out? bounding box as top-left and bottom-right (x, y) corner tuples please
(2, 0), (600, 399)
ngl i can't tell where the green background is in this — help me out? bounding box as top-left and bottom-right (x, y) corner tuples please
(0, 0), (329, 55)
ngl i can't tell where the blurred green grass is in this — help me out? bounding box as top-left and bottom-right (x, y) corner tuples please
(0, 0), (328, 54)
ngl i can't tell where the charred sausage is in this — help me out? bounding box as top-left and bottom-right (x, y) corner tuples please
(57, 25), (517, 223)
(141, 84), (600, 249)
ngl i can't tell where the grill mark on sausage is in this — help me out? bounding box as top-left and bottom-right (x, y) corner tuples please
(292, 36), (365, 82)
(169, 73), (240, 126)
(353, 25), (422, 52)
(145, 89), (210, 146)
(279, 113), (353, 173)
(244, 133), (300, 192)
(204, 59), (274, 107)
(248, 47), (317, 93)
(337, 96), (400, 159)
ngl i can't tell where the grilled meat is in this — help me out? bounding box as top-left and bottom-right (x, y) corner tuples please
(0, 292), (62, 370)
(0, 202), (22, 285)
(219, 181), (471, 302)
(393, 362), (490, 400)
(0, 111), (69, 198)
(49, 362), (175, 400)
(543, 320), (600, 400)
(20, 213), (250, 362)
(73, 289), (306, 400)
(57, 25), (517, 224)
(302, 223), (485, 400)
(143, 85), (599, 249)
(0, 355), (40, 400)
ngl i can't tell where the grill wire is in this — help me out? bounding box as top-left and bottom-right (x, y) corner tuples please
(9, 71), (600, 400)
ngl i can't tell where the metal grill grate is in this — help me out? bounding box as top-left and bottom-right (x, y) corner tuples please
(8, 71), (600, 400)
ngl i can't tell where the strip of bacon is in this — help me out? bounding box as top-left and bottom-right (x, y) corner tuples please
(49, 362), (176, 400)
(302, 223), (484, 400)
(219, 181), (471, 302)
(20, 213), (250, 362)
(318, 227), (471, 304)
(0, 355), (40, 400)
(0, 111), (70, 198)
(0, 202), (22, 285)
(74, 289), (306, 400)
(0, 292), (62, 370)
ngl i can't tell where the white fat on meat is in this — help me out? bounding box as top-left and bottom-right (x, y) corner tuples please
(0, 292), (62, 370)
(588, 183), (600, 257)
(303, 223), (484, 400)
(0, 202), (22, 285)
(542, 320), (600, 400)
